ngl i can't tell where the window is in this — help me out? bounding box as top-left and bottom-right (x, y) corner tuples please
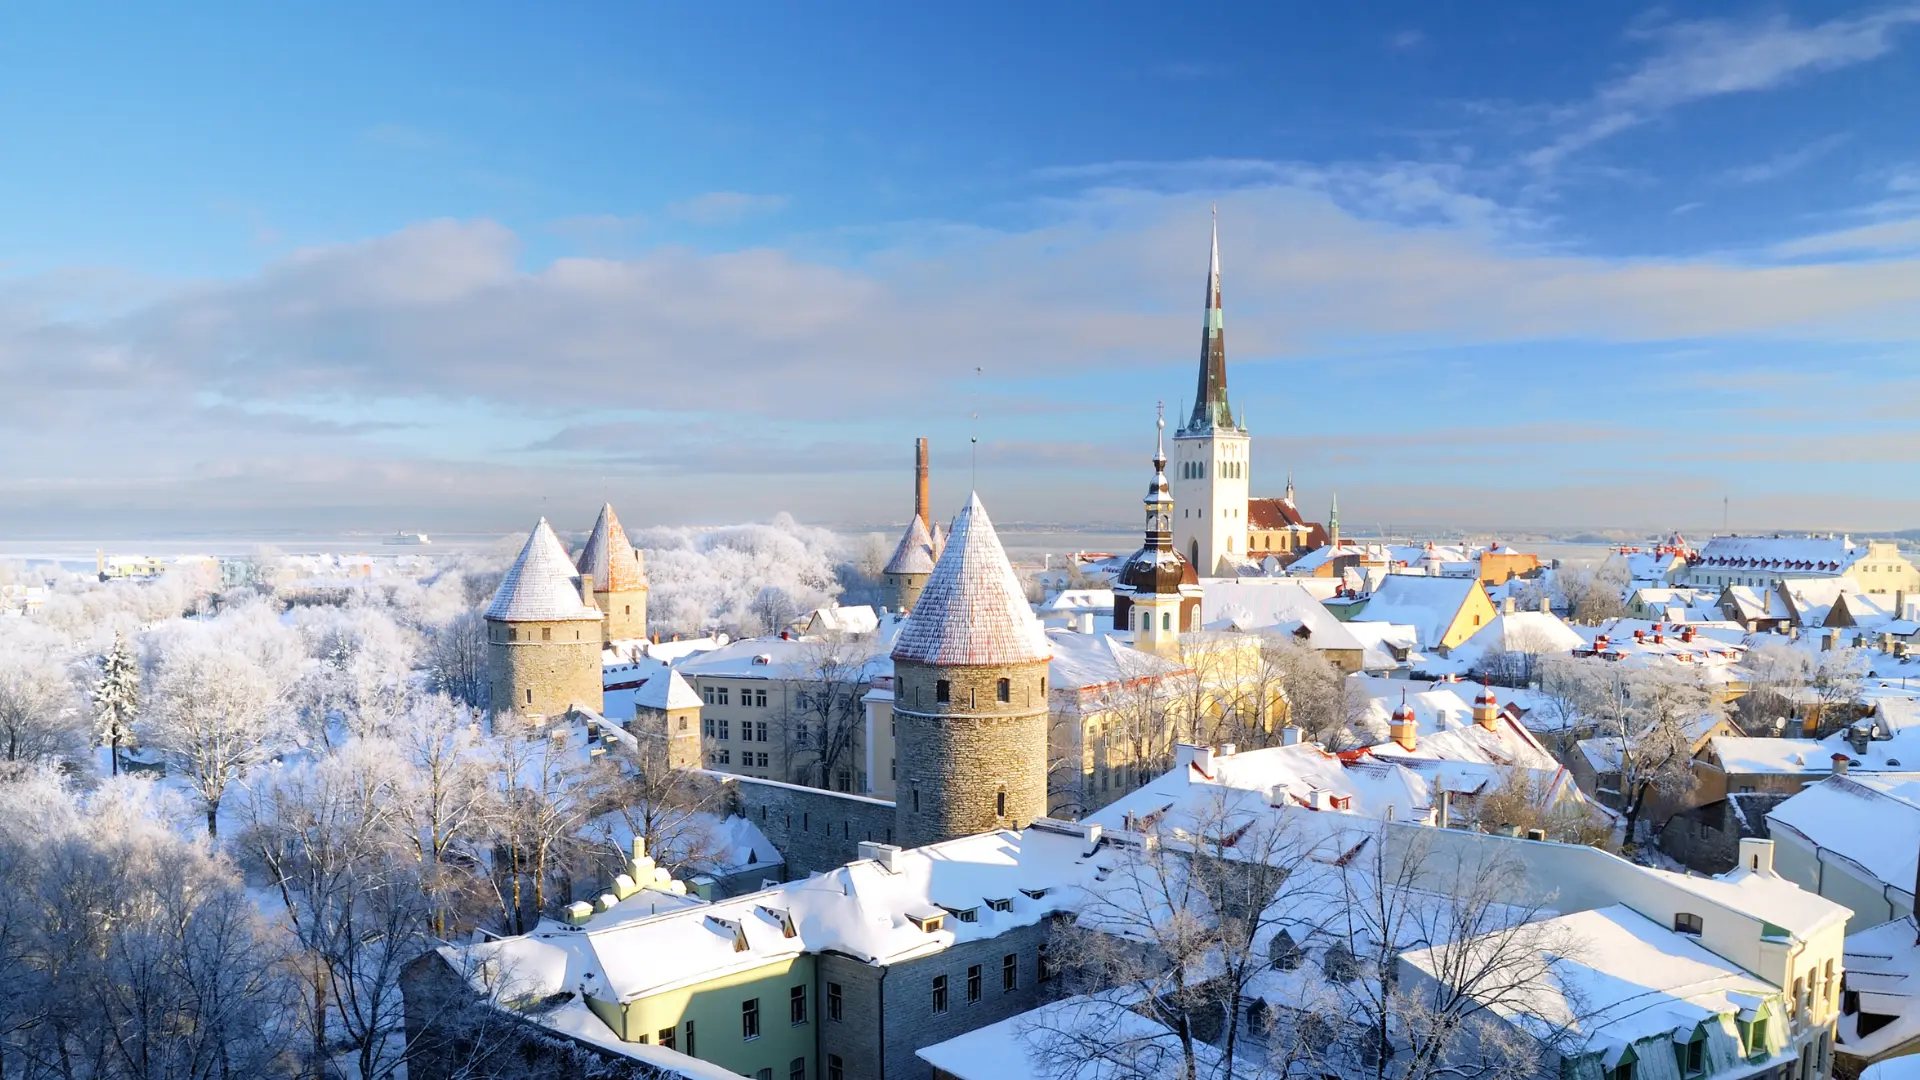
(996, 678), (1010, 702)
(1162, 612), (1172, 631)
(525, 688), (533, 705)
(967, 964), (982, 1004)
(718, 719), (730, 740)
(1003, 953), (1018, 991)
(828, 1056), (844, 1080)
(756, 721), (768, 742)
(756, 688), (768, 707)
(996, 790), (1007, 817)
(1673, 912), (1703, 936)
(1679, 1029), (1706, 1076)
(713, 748), (731, 766)
(541, 627), (551, 641)
(1741, 1016), (1768, 1060)
(935, 679), (950, 703)
(828, 982), (842, 1021)
(790, 984), (808, 1025)
(757, 1071), (772, 1080)
(1606, 1059), (1634, 1080)
(742, 997), (760, 1039)
(932, 974), (949, 1013)
(678, 717), (688, 731)
(658, 1027), (676, 1049)
(684, 1020), (695, 1056)
(1271, 930), (1303, 971)
(704, 717), (716, 737)
(913, 786), (920, 812)
(790, 1059), (805, 1080)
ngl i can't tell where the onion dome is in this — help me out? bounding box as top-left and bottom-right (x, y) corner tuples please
(892, 493), (1052, 667)
(487, 519), (602, 622)
(1117, 407), (1197, 596)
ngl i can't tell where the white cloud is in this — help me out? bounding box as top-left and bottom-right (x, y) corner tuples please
(1722, 132), (1852, 184)
(667, 191), (790, 226)
(1528, 7), (1920, 170)
(1772, 216), (1920, 257)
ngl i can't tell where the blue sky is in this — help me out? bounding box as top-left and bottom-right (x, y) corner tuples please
(2, 3), (1919, 535)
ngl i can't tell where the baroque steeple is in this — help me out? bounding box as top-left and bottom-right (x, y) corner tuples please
(1145, 403), (1172, 548)
(1183, 206), (1237, 434)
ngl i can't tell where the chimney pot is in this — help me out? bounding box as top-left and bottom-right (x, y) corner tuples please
(1831, 752), (1851, 775)
(1280, 725), (1302, 746)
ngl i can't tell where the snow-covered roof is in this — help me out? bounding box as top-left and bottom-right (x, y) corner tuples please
(676, 635), (888, 682)
(916, 994), (1231, 1080)
(486, 519), (603, 623)
(1694, 535), (1864, 575)
(448, 826), (1098, 1011)
(882, 515), (937, 576)
(1723, 585), (1791, 621)
(804, 604), (880, 636)
(1780, 577), (1858, 627)
(1841, 915), (1920, 1060)
(1046, 629), (1188, 697)
(634, 669), (701, 711)
(1341, 621), (1420, 670)
(1643, 861), (1851, 939)
(1448, 611), (1585, 667)
(1707, 736), (1836, 776)
(1403, 904), (1780, 1054)
(892, 494), (1052, 667)
(576, 503), (648, 593)
(1768, 773), (1920, 894)
(1349, 676), (1560, 771)
(1199, 579), (1364, 648)
(1351, 575), (1486, 649)
(1044, 589), (1116, 614)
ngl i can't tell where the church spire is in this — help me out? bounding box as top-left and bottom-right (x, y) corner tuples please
(1329, 492), (1340, 549)
(1145, 403), (1172, 550)
(1285, 470), (1296, 505)
(1184, 206), (1236, 434)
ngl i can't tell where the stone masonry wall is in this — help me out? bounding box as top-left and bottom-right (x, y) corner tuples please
(596, 587), (648, 642)
(892, 659), (1049, 849)
(722, 773), (897, 880)
(816, 920), (1056, 1080)
(885, 571), (928, 614)
(488, 619), (604, 720)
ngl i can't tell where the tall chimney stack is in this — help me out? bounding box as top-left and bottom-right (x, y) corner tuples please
(914, 438), (930, 529)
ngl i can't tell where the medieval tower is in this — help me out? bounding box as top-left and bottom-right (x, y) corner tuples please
(1113, 409), (1202, 657)
(890, 493), (1053, 848)
(882, 438), (937, 612)
(576, 502), (649, 644)
(1170, 211), (1250, 576)
(485, 518), (605, 720)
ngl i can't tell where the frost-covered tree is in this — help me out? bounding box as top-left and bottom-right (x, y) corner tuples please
(1270, 640), (1367, 749)
(777, 635), (881, 790)
(144, 637), (294, 838)
(632, 515), (845, 636)
(0, 637), (86, 770)
(397, 695), (498, 937)
(92, 630), (141, 776)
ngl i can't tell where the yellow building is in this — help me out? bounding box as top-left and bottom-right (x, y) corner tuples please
(1350, 574), (1498, 653)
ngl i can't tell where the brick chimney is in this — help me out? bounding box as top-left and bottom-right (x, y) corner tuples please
(915, 437), (930, 530)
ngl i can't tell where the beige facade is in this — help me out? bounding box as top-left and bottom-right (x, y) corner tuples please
(631, 703), (703, 769)
(1847, 541), (1920, 595)
(892, 659), (1049, 849)
(597, 586), (647, 643)
(487, 618), (603, 720)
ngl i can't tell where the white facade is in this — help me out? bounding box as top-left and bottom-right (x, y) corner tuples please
(1171, 427), (1249, 576)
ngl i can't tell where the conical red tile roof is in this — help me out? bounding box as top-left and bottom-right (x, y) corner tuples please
(577, 503), (649, 592)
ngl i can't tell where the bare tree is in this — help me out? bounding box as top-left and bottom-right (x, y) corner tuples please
(1553, 565), (1628, 625)
(1737, 641), (1810, 735)
(1262, 825), (1584, 1080)
(591, 736), (732, 878)
(489, 717), (610, 934)
(398, 695), (500, 938)
(777, 636), (878, 791)
(426, 611), (491, 712)
(1269, 641), (1367, 750)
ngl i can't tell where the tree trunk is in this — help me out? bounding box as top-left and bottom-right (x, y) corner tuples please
(206, 801), (220, 839)
(110, 731), (120, 777)
(313, 957), (330, 1080)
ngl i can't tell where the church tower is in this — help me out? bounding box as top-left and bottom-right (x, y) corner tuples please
(576, 503), (649, 644)
(486, 519), (605, 720)
(1170, 210), (1251, 576)
(1113, 408), (1201, 657)
(891, 493), (1053, 849)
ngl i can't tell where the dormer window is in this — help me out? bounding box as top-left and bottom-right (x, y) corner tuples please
(1673, 912), (1703, 936)
(1020, 887), (1050, 900)
(940, 906), (978, 923)
(906, 911), (945, 933)
(986, 898), (1012, 913)
(1675, 1026), (1707, 1077)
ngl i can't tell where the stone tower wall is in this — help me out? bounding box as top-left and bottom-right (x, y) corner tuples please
(595, 587), (648, 642)
(487, 618), (604, 720)
(885, 571), (929, 614)
(892, 659), (1048, 848)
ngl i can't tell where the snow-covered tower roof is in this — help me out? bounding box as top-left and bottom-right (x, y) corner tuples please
(891, 493), (1052, 667)
(634, 669), (701, 711)
(884, 514), (938, 575)
(487, 519), (602, 622)
(577, 503), (649, 593)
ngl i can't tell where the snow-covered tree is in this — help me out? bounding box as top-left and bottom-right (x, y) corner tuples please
(92, 630), (141, 776)
(0, 636), (86, 770)
(424, 610), (490, 710)
(144, 636), (295, 838)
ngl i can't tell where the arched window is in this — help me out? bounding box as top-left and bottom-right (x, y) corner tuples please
(1161, 612), (1172, 631)
(935, 680), (951, 704)
(996, 678), (1010, 702)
